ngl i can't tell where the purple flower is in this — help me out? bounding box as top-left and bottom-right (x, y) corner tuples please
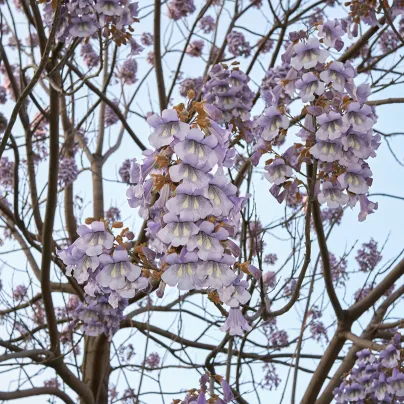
(69, 16), (99, 38)
(317, 182), (349, 208)
(219, 277), (251, 307)
(173, 128), (218, 170)
(96, 248), (142, 290)
(203, 64), (254, 123)
(356, 348), (375, 366)
(295, 72), (325, 102)
(80, 43), (100, 68)
(199, 16), (215, 34)
(157, 213), (200, 247)
(129, 38), (144, 55)
(317, 20), (345, 50)
(166, 188), (213, 222)
(269, 329), (289, 347)
(380, 344), (400, 368)
(117, 59), (138, 85)
(358, 194), (378, 222)
(146, 51), (155, 65)
(344, 382), (366, 401)
(337, 163), (372, 194)
(341, 129), (373, 160)
(74, 294), (126, 339)
(343, 102), (374, 132)
(147, 109), (188, 149)
(319, 61), (355, 92)
(387, 368), (404, 396)
(140, 32), (154, 46)
(58, 157), (78, 187)
(221, 379), (234, 403)
(356, 238), (382, 272)
(169, 162), (210, 191)
(220, 307), (252, 336)
(310, 140), (343, 162)
(94, 0), (123, 16)
(119, 159), (132, 183)
(197, 393), (207, 404)
(61, 246), (99, 284)
(0, 157), (14, 190)
(226, 31), (251, 57)
(291, 38), (329, 70)
(161, 251), (199, 290)
(13, 285), (28, 300)
(143, 352), (160, 369)
(105, 99), (120, 127)
(167, 0), (195, 20)
(316, 112), (349, 141)
(186, 221), (228, 260)
(75, 221), (114, 256)
(264, 254), (277, 266)
(257, 37), (274, 53)
(114, 275), (149, 299)
(262, 271), (276, 288)
(264, 159), (293, 185)
(179, 77), (203, 97)
(373, 373), (388, 401)
(105, 207), (121, 222)
(197, 254), (237, 289)
(206, 172), (236, 217)
(255, 106), (289, 141)
(186, 40), (204, 57)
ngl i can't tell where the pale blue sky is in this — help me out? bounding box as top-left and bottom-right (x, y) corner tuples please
(1, 1), (404, 402)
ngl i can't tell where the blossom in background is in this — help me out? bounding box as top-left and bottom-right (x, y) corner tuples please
(42, 0), (140, 43)
(203, 64), (254, 128)
(105, 99), (120, 127)
(80, 43), (100, 68)
(186, 39), (204, 57)
(199, 16), (215, 34)
(356, 238), (382, 272)
(167, 0), (195, 20)
(179, 77), (203, 97)
(117, 59), (138, 85)
(140, 32), (154, 46)
(0, 157), (14, 190)
(58, 157), (78, 188)
(226, 30), (251, 57)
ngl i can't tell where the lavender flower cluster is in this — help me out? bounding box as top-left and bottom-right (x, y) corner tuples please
(41, 0), (140, 43)
(73, 294), (126, 339)
(167, 0), (195, 20)
(334, 333), (404, 402)
(202, 64), (254, 131)
(125, 104), (255, 336)
(179, 77), (203, 98)
(57, 221), (148, 336)
(253, 21), (380, 221)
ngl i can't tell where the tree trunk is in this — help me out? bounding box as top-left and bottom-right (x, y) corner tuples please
(81, 335), (111, 404)
(80, 159), (111, 404)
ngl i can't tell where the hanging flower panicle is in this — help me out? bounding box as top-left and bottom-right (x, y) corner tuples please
(253, 20), (380, 221)
(57, 220), (149, 337)
(124, 101), (254, 336)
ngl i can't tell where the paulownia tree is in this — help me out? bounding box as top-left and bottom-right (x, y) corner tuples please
(0, 0), (404, 402)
